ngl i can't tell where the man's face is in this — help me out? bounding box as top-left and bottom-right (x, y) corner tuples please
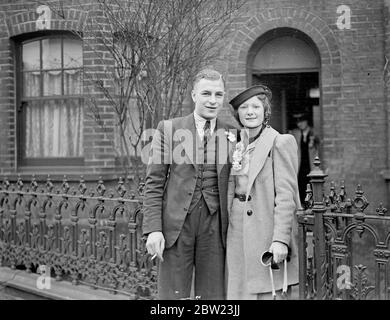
(192, 78), (225, 120)
(297, 119), (309, 130)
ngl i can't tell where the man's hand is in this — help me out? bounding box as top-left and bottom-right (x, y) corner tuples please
(146, 231), (165, 262)
(268, 241), (288, 264)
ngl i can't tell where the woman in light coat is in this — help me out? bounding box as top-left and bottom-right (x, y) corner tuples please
(226, 85), (300, 300)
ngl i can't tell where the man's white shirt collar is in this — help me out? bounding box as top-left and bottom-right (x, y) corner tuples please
(193, 112), (216, 140)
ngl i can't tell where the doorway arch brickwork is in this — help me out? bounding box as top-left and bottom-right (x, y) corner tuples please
(224, 7), (342, 172)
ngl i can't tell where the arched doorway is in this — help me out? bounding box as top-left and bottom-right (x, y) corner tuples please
(247, 28), (321, 135)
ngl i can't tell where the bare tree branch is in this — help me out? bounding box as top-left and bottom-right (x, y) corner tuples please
(46, 0), (245, 189)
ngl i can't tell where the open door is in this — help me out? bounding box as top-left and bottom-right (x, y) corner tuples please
(248, 28), (321, 135)
(253, 72), (319, 133)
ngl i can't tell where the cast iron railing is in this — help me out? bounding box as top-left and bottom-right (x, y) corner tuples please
(298, 157), (390, 300)
(3, 160), (389, 300)
(0, 175), (157, 299)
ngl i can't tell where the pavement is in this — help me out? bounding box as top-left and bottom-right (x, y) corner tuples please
(0, 267), (131, 300)
(0, 287), (22, 300)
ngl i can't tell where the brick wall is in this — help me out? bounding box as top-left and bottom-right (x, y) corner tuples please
(0, 0), (119, 181)
(0, 9), (15, 174)
(217, 0), (389, 208)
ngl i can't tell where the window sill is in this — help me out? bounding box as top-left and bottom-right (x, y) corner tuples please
(19, 157), (84, 167)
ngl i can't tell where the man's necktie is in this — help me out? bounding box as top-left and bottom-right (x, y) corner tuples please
(203, 120), (211, 164)
(203, 120), (211, 144)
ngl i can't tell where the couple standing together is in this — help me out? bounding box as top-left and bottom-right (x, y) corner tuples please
(142, 68), (300, 300)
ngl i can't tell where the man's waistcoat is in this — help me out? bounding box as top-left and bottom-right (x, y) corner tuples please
(189, 136), (219, 214)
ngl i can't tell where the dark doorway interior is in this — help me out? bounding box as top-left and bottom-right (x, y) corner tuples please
(253, 72), (319, 134)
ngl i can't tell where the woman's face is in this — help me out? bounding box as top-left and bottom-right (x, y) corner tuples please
(237, 96), (264, 128)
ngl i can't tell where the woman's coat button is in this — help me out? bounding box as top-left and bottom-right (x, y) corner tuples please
(247, 210), (253, 216)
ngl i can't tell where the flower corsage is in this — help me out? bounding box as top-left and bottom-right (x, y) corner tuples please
(225, 131), (236, 142)
(232, 141), (245, 171)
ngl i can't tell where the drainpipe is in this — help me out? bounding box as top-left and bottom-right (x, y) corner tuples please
(384, 0), (390, 208)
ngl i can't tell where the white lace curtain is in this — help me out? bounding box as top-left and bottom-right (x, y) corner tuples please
(23, 69), (83, 158)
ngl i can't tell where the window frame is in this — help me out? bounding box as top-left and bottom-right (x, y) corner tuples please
(14, 31), (84, 167)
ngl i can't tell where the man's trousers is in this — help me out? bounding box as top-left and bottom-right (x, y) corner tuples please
(157, 196), (225, 300)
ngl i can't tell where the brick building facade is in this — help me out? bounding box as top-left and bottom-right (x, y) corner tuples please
(0, 0), (389, 207)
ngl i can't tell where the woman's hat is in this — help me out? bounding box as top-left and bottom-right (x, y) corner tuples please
(229, 85), (272, 110)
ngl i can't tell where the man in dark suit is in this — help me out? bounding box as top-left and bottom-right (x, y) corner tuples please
(142, 68), (235, 300)
(289, 112), (320, 206)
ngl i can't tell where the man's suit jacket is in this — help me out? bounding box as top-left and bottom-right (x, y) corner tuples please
(142, 113), (236, 249)
(289, 127), (319, 171)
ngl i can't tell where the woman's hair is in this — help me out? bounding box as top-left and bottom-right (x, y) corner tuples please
(233, 94), (272, 128)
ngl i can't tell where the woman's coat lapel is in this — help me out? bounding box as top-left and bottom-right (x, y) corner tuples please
(245, 126), (279, 197)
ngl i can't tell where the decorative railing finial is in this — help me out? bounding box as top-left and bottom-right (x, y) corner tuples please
(313, 156), (321, 169)
(116, 177), (127, 198)
(304, 183), (313, 209)
(46, 175), (54, 193)
(356, 184), (363, 197)
(78, 176), (87, 195)
(96, 176), (106, 196)
(308, 156), (327, 179)
(352, 184), (369, 212)
(2, 176), (10, 190)
(307, 156), (327, 204)
(339, 180), (346, 202)
(16, 174), (24, 191)
(62, 175), (70, 194)
(31, 175), (38, 192)
(329, 181), (336, 203)
(376, 203), (387, 216)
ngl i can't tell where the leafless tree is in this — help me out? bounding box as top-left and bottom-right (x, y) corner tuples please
(45, 0), (245, 188)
